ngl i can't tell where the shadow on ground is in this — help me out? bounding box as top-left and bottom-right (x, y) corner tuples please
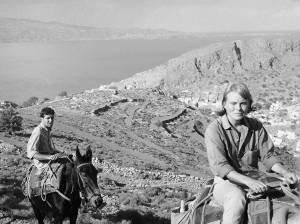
(91, 209), (170, 224)
(0, 178), (35, 222)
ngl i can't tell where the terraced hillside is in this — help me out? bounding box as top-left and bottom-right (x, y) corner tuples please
(20, 88), (212, 176)
(0, 88), (214, 223)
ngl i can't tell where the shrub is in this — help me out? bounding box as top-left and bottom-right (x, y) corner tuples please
(278, 109), (288, 117)
(144, 163), (161, 171)
(40, 97), (50, 104)
(151, 193), (165, 207)
(0, 107), (23, 133)
(58, 91), (68, 97)
(0, 101), (18, 109)
(108, 85), (118, 90)
(22, 96), (39, 107)
(143, 187), (162, 198)
(251, 102), (262, 111)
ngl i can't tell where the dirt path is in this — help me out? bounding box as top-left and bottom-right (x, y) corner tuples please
(95, 116), (180, 161)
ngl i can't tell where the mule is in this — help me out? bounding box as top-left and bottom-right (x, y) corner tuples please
(29, 146), (104, 224)
(246, 171), (300, 224)
(171, 172), (300, 224)
(247, 182), (300, 224)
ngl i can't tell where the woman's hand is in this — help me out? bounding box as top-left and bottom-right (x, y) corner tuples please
(246, 178), (268, 194)
(226, 171), (268, 194)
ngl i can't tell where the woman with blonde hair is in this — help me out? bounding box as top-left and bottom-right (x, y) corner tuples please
(205, 82), (298, 224)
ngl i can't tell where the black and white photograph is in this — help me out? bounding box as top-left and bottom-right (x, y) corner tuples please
(0, 1), (300, 223)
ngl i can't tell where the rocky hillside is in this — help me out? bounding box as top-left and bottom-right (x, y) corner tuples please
(1, 85), (299, 224)
(0, 88), (214, 223)
(108, 38), (300, 108)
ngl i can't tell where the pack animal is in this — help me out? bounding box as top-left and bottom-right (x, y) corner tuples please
(172, 173), (300, 224)
(28, 146), (104, 224)
(246, 178), (300, 224)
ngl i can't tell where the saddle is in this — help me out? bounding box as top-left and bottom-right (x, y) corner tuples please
(22, 162), (65, 199)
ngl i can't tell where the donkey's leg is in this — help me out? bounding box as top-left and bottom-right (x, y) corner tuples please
(51, 216), (63, 224)
(69, 209), (79, 224)
(32, 206), (45, 224)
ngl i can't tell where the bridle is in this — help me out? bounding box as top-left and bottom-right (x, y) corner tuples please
(76, 162), (102, 204)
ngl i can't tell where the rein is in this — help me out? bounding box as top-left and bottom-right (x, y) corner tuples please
(246, 181), (300, 206)
(77, 162), (91, 170)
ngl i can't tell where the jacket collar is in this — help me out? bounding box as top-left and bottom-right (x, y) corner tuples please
(220, 114), (253, 130)
(39, 123), (51, 132)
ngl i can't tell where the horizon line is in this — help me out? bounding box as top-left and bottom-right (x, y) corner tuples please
(1, 16), (300, 35)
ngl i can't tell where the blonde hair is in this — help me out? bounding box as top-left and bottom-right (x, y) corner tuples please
(216, 82), (253, 116)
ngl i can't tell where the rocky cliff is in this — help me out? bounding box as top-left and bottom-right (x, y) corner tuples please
(108, 38), (300, 107)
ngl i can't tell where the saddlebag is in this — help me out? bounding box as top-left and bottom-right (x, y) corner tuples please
(171, 179), (223, 224)
(22, 163), (64, 198)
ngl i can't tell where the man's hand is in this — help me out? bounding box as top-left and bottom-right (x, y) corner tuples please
(50, 153), (68, 161)
(282, 172), (299, 185)
(246, 179), (268, 194)
(271, 163), (299, 184)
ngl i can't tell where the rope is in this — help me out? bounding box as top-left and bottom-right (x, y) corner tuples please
(200, 184), (215, 224)
(40, 161), (53, 202)
(175, 181), (215, 224)
(54, 189), (70, 201)
(39, 158), (72, 203)
(266, 196), (271, 224)
(21, 164), (34, 198)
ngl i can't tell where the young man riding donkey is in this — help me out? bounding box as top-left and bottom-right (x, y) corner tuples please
(24, 107), (104, 223)
(27, 107), (66, 172)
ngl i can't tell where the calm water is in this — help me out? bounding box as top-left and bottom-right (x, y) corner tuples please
(0, 37), (259, 104)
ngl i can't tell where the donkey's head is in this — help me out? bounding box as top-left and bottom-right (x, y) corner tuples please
(74, 145), (103, 208)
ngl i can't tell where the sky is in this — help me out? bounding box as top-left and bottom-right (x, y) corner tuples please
(0, 0), (300, 33)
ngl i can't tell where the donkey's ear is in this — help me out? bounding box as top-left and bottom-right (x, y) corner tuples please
(86, 145), (92, 161)
(76, 145), (82, 161)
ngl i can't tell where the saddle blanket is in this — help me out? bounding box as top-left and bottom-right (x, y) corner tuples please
(22, 163), (64, 198)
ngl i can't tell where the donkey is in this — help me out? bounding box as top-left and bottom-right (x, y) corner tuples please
(171, 174), (300, 224)
(29, 146), (104, 224)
